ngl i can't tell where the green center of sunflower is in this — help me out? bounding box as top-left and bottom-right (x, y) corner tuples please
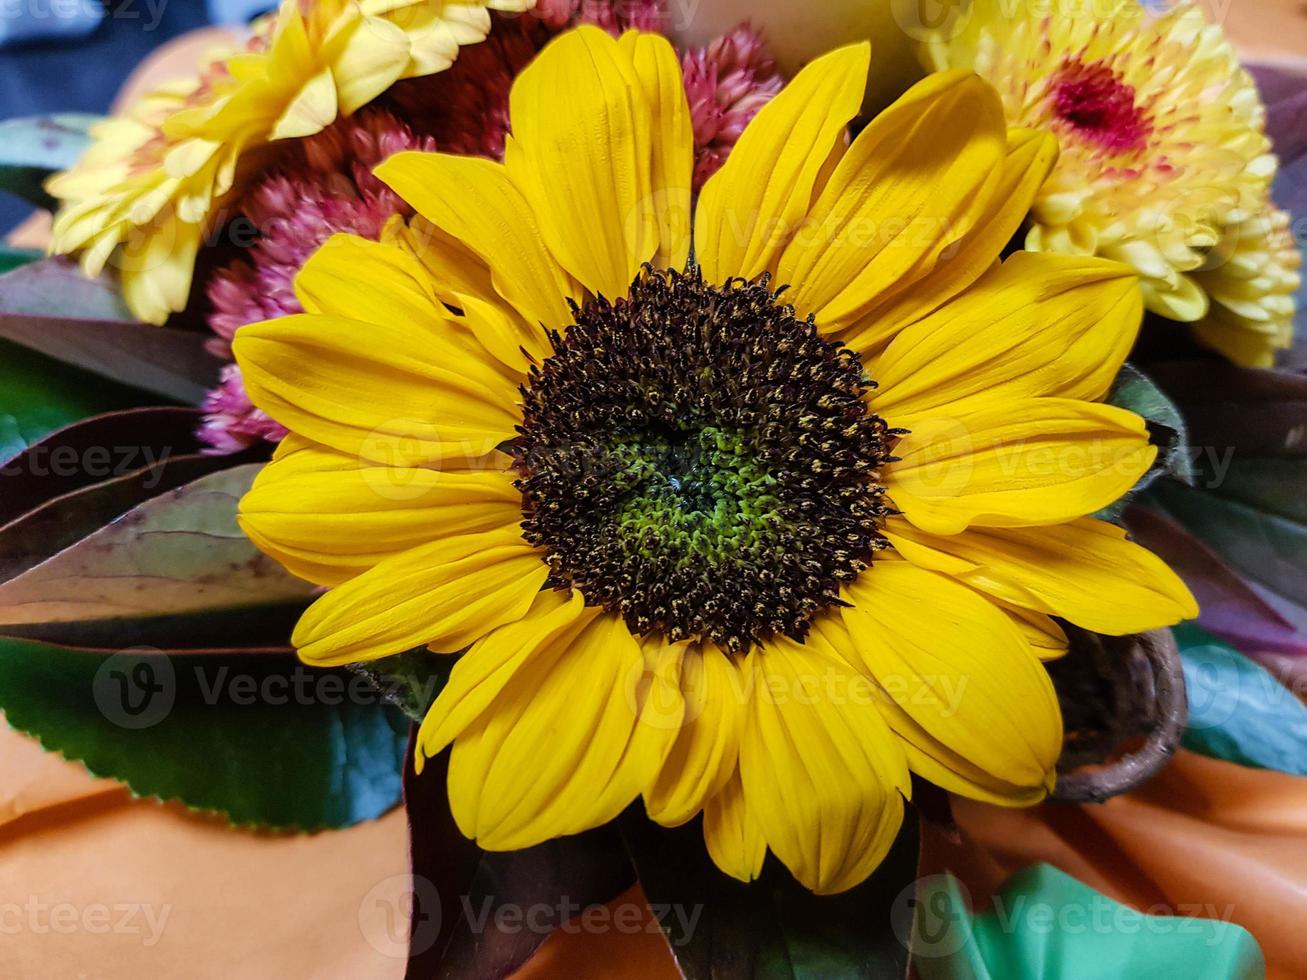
(512, 267), (896, 653)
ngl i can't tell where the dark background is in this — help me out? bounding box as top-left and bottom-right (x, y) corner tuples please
(0, 0), (215, 233)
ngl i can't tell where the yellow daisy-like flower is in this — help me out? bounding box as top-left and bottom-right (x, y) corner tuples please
(47, 0), (528, 325)
(1191, 200), (1302, 367)
(921, 2), (1280, 343)
(234, 27), (1197, 893)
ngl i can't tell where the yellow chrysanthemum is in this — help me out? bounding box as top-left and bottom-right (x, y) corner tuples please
(233, 27), (1196, 894)
(921, 2), (1281, 339)
(46, 0), (529, 325)
(1191, 200), (1302, 367)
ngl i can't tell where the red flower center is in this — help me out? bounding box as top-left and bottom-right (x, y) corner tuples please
(1051, 59), (1151, 154)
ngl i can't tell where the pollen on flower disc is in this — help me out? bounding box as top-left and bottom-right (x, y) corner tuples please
(512, 267), (897, 654)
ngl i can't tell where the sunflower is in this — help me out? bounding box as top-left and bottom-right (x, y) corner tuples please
(234, 27), (1197, 893)
(46, 0), (529, 324)
(921, 2), (1281, 350)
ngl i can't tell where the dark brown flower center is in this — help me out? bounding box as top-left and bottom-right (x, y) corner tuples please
(511, 266), (897, 654)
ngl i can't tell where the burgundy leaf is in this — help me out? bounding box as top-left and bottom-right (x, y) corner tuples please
(0, 258), (224, 404)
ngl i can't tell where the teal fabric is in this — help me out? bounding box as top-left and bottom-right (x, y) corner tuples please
(1177, 623), (1307, 776)
(913, 865), (1265, 980)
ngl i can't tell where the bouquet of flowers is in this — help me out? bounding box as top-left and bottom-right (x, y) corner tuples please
(0, 0), (1303, 974)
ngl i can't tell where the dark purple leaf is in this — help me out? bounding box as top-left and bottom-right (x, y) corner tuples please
(0, 464), (315, 635)
(403, 743), (636, 980)
(1127, 503), (1307, 656)
(0, 407), (206, 527)
(620, 810), (920, 980)
(0, 258), (224, 403)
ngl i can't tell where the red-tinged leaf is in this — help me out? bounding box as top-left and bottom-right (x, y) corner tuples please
(0, 453), (272, 586)
(402, 742), (637, 980)
(1144, 361), (1307, 457)
(0, 603), (305, 654)
(0, 407), (207, 527)
(620, 810), (921, 980)
(0, 464), (314, 631)
(0, 258), (223, 404)
(1127, 504), (1307, 657)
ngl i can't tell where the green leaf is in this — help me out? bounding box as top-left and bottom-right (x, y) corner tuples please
(912, 865), (1264, 980)
(0, 639), (410, 829)
(0, 464), (316, 640)
(0, 115), (100, 209)
(0, 339), (149, 465)
(1174, 623), (1307, 776)
(0, 258), (223, 404)
(350, 648), (452, 722)
(621, 810), (920, 979)
(1098, 364), (1191, 521)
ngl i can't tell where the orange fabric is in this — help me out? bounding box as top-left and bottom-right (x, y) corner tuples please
(1207, 0), (1307, 62)
(922, 750), (1307, 980)
(0, 718), (409, 979)
(513, 885), (681, 980)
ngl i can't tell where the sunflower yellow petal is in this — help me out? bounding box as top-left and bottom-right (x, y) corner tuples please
(239, 440), (522, 587)
(295, 233), (444, 327)
(375, 152), (580, 331)
(777, 70), (1006, 330)
(887, 398), (1156, 535)
(703, 769), (766, 884)
(740, 632), (909, 894)
(884, 516), (1198, 634)
(840, 128), (1059, 354)
(292, 528), (548, 665)
(999, 604), (1069, 660)
(870, 252), (1142, 418)
(416, 589), (593, 763)
(234, 312), (519, 467)
(618, 30), (693, 270)
(840, 563), (1061, 802)
(646, 645), (746, 827)
(694, 43), (870, 284)
(503, 26), (662, 299)
(445, 611), (673, 850)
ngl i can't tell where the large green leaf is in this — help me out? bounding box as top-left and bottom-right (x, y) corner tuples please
(1175, 623), (1307, 776)
(912, 865), (1264, 980)
(0, 639), (410, 829)
(0, 115), (99, 209)
(0, 258), (223, 403)
(621, 810), (920, 979)
(0, 339), (148, 465)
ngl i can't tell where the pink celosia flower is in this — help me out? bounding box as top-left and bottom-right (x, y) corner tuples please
(199, 111), (434, 451)
(385, 15), (553, 160)
(534, 0), (665, 33)
(206, 109), (433, 357)
(682, 24), (784, 189)
(199, 364), (288, 454)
